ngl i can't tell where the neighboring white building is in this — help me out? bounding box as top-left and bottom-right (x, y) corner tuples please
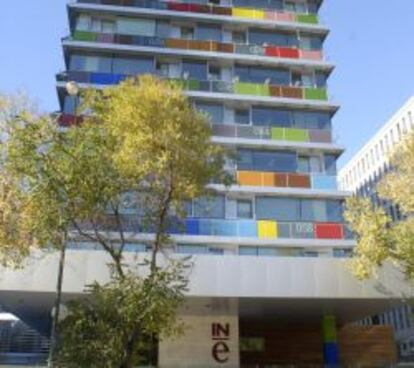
(339, 96), (414, 361)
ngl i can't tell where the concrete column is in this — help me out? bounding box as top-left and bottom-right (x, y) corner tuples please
(159, 298), (239, 368)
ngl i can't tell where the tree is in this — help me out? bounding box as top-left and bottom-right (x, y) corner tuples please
(345, 131), (414, 281)
(0, 76), (229, 366)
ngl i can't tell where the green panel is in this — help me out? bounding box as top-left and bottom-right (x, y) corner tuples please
(73, 31), (96, 42)
(322, 315), (337, 343)
(257, 84), (270, 96)
(285, 128), (309, 142)
(185, 80), (201, 91)
(234, 82), (257, 95)
(304, 88), (328, 101)
(296, 14), (318, 24)
(271, 128), (284, 140)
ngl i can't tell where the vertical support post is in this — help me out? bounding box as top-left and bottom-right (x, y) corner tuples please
(322, 315), (339, 366)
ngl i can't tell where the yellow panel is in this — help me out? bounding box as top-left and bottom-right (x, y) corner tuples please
(258, 220), (278, 239)
(253, 9), (265, 19)
(233, 7), (255, 18)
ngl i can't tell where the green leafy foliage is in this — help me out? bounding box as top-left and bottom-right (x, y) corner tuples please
(345, 132), (414, 281)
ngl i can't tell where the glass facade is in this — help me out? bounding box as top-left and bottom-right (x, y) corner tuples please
(59, 0), (350, 257)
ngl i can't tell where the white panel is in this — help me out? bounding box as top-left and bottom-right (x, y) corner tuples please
(117, 18), (156, 36)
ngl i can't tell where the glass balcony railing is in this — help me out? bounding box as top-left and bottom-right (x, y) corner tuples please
(76, 0), (319, 25)
(68, 31), (324, 61)
(58, 71), (329, 101)
(85, 215), (351, 240)
(57, 113), (333, 145)
(235, 171), (337, 190)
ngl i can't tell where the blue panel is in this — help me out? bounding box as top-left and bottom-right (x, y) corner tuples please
(198, 219), (212, 236)
(210, 220), (238, 236)
(186, 218), (200, 235)
(168, 218), (185, 234)
(323, 343), (339, 365)
(90, 73), (120, 85)
(311, 175), (337, 190)
(147, 37), (165, 47)
(237, 220), (258, 237)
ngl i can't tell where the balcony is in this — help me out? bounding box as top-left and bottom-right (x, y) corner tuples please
(75, 0), (320, 25)
(58, 71), (328, 102)
(236, 171), (337, 190)
(86, 215), (351, 240)
(69, 31), (324, 61)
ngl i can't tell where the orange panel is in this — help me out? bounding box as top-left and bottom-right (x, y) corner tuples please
(165, 38), (189, 49)
(274, 173), (288, 187)
(237, 171), (262, 186)
(217, 42), (234, 53)
(288, 174), (311, 188)
(269, 85), (282, 97)
(262, 172), (275, 186)
(280, 86), (303, 99)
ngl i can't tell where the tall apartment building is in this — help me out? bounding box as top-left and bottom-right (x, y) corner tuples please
(339, 96), (414, 361)
(0, 1), (410, 367)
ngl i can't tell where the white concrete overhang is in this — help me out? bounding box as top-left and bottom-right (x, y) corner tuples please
(211, 136), (345, 155)
(68, 3), (330, 37)
(56, 81), (339, 113)
(62, 39), (335, 73)
(0, 252), (411, 324)
(208, 184), (351, 199)
(68, 231), (356, 248)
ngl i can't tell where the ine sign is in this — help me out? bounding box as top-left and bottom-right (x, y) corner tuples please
(211, 323), (230, 363)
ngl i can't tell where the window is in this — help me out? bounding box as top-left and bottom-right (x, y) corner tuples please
(252, 107), (291, 127)
(182, 60), (207, 80)
(232, 31), (247, 44)
(249, 29), (298, 47)
(156, 20), (170, 38)
(196, 24), (222, 42)
(324, 155), (337, 175)
(239, 246), (258, 255)
(208, 64), (221, 81)
(156, 61), (170, 77)
(237, 200), (253, 219)
(235, 65), (290, 85)
(193, 196), (225, 218)
(301, 199), (326, 222)
(233, 0), (282, 9)
(181, 26), (194, 40)
(101, 20), (115, 34)
(69, 55), (112, 73)
(234, 109), (250, 125)
(256, 197), (300, 222)
(298, 156), (322, 173)
(237, 149), (297, 173)
(117, 17), (156, 36)
(195, 102), (224, 123)
(113, 56), (154, 75)
(177, 245), (208, 254)
(293, 111), (331, 129)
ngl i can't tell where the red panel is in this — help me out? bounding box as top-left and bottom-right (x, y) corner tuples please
(167, 2), (190, 11)
(188, 4), (206, 12)
(265, 47), (280, 57)
(315, 223), (344, 239)
(278, 47), (300, 59)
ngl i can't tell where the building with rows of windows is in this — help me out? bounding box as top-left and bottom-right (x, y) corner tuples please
(0, 1), (411, 366)
(339, 96), (414, 362)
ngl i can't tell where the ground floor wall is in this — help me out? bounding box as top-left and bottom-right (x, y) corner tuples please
(159, 300), (397, 367)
